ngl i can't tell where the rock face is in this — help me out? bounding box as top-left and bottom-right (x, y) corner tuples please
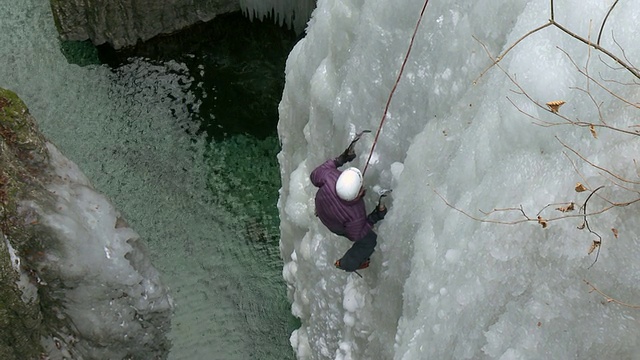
(0, 87), (173, 359)
(50, 0), (240, 49)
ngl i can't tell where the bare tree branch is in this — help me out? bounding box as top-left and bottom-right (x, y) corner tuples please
(558, 47), (640, 110)
(597, 0), (619, 45)
(472, 22), (554, 84)
(474, 2), (639, 85)
(579, 185), (603, 267)
(455, 1), (639, 274)
(550, 19), (640, 80)
(434, 189), (629, 227)
(556, 137), (640, 186)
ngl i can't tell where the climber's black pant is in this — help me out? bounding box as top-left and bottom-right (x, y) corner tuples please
(338, 230), (377, 272)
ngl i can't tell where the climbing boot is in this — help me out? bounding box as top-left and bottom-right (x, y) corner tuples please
(357, 258), (370, 270)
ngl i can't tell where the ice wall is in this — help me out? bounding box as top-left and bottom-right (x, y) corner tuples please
(278, 0), (640, 358)
(32, 143), (174, 359)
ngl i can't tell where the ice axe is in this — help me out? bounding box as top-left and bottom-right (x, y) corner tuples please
(377, 188), (392, 210)
(346, 130), (371, 153)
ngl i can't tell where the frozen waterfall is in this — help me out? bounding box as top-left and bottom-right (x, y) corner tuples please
(278, 0), (640, 359)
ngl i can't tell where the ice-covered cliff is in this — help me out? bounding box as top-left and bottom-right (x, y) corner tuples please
(0, 88), (172, 359)
(277, 0), (640, 358)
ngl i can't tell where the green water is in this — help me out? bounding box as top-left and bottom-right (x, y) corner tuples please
(90, 12), (297, 252)
(2, 2), (298, 358)
(110, 13), (300, 358)
(95, 12), (297, 140)
(112, 13), (299, 359)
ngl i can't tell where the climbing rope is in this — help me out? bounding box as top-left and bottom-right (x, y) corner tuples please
(362, 0), (431, 176)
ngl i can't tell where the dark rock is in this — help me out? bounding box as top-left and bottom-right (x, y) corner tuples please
(50, 0), (240, 49)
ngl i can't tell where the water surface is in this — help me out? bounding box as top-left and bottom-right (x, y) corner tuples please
(0, 2), (296, 358)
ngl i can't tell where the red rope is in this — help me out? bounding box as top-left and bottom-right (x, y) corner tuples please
(362, 0), (430, 176)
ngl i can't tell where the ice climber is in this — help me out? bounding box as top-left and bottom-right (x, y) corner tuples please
(310, 137), (387, 272)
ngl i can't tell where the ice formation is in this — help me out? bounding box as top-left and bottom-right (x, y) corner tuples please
(19, 142), (173, 359)
(278, 0), (640, 359)
(240, 0), (316, 33)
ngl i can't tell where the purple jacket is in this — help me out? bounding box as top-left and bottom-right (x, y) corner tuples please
(310, 159), (373, 241)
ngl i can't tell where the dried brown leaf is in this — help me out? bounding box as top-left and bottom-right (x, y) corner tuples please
(612, 228), (618, 238)
(537, 216), (548, 228)
(588, 240), (601, 255)
(555, 202), (575, 212)
(575, 183), (588, 192)
(546, 100), (565, 113)
(590, 124), (598, 139)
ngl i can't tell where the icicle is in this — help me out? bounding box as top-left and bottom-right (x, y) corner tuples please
(239, 0), (316, 33)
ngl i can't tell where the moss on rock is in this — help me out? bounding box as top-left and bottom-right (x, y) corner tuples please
(0, 86), (173, 359)
(0, 87), (47, 360)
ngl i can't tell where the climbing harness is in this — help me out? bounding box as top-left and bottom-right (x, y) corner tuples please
(362, 0), (431, 176)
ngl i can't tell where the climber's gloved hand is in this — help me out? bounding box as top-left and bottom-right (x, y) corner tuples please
(367, 204), (387, 224)
(335, 147), (356, 167)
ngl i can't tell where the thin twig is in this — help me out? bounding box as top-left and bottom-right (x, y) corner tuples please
(557, 47), (640, 110)
(586, 20), (593, 98)
(557, 137), (640, 185)
(561, 149), (640, 210)
(579, 186), (603, 267)
(472, 23), (554, 84)
(435, 190), (622, 226)
(536, 202), (576, 217)
(474, 3), (639, 85)
(551, 19), (640, 80)
(436, 190), (533, 225)
(461, 1), (639, 271)
(481, 205), (531, 220)
(584, 279), (640, 309)
(479, 41), (638, 136)
(609, 33), (640, 77)
(597, 0), (619, 45)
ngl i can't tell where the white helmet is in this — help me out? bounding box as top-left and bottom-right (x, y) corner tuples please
(336, 167), (363, 201)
